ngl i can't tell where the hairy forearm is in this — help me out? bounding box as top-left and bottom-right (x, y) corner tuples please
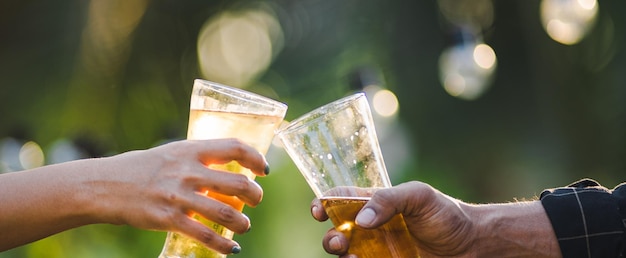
(465, 201), (561, 258)
(0, 158), (105, 251)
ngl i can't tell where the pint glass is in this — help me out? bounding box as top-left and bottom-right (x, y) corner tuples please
(277, 93), (419, 258)
(159, 79), (287, 258)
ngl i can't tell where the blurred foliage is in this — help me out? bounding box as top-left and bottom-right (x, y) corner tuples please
(1, 0), (624, 257)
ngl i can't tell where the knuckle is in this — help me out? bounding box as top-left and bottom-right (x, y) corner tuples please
(407, 181), (436, 199)
(165, 140), (187, 155)
(196, 228), (217, 244)
(155, 207), (181, 230)
(231, 175), (252, 193)
(226, 138), (248, 157)
(375, 188), (397, 203)
(217, 206), (238, 224)
(234, 142), (248, 157)
(163, 212), (179, 227)
(216, 206), (248, 234)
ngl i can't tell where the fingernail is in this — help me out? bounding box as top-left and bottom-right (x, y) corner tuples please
(264, 162), (270, 175)
(311, 205), (319, 217)
(329, 235), (342, 251)
(242, 213), (251, 233)
(356, 208), (376, 227)
(231, 245), (241, 254)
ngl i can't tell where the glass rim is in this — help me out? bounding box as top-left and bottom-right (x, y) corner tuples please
(277, 92), (365, 136)
(193, 79), (288, 111)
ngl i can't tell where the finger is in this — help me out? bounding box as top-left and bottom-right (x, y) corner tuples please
(194, 139), (269, 177)
(356, 181), (434, 229)
(311, 198), (329, 222)
(196, 169), (264, 207)
(175, 216), (242, 255)
(190, 193), (252, 234)
(322, 228), (349, 255)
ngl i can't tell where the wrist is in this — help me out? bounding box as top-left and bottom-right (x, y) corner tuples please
(68, 157), (113, 225)
(466, 201), (561, 258)
(69, 156), (127, 226)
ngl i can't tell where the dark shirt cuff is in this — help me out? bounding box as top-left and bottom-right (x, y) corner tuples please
(540, 178), (626, 258)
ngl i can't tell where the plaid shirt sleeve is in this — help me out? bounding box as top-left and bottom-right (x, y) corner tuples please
(540, 178), (626, 258)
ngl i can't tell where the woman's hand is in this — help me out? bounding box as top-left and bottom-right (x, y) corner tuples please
(0, 138), (268, 254)
(96, 139), (268, 254)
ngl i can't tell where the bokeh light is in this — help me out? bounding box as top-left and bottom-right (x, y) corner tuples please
(372, 89), (399, 117)
(540, 0), (598, 45)
(0, 138), (23, 172)
(437, 0), (494, 30)
(439, 40), (497, 100)
(81, 0), (149, 78)
(473, 43), (497, 70)
(19, 141), (44, 170)
(197, 4), (284, 87)
(436, 0), (497, 101)
(48, 139), (88, 164)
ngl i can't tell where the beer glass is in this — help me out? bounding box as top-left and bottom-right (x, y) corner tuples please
(277, 93), (419, 258)
(159, 79), (288, 258)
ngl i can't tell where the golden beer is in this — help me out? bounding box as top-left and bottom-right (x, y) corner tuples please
(159, 109), (283, 258)
(321, 197), (420, 258)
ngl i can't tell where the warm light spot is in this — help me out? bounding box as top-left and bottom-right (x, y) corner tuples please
(443, 73), (466, 97)
(439, 41), (496, 100)
(337, 222), (353, 231)
(81, 0), (149, 77)
(19, 141), (44, 169)
(546, 19), (581, 45)
(578, 0), (596, 10)
(473, 44), (496, 70)
(197, 6), (284, 87)
(188, 113), (223, 140)
(540, 0), (598, 45)
(372, 90), (399, 117)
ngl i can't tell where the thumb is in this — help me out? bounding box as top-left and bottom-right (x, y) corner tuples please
(355, 181), (434, 229)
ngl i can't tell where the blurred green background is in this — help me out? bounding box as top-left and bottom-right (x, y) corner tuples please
(1, 0), (624, 257)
